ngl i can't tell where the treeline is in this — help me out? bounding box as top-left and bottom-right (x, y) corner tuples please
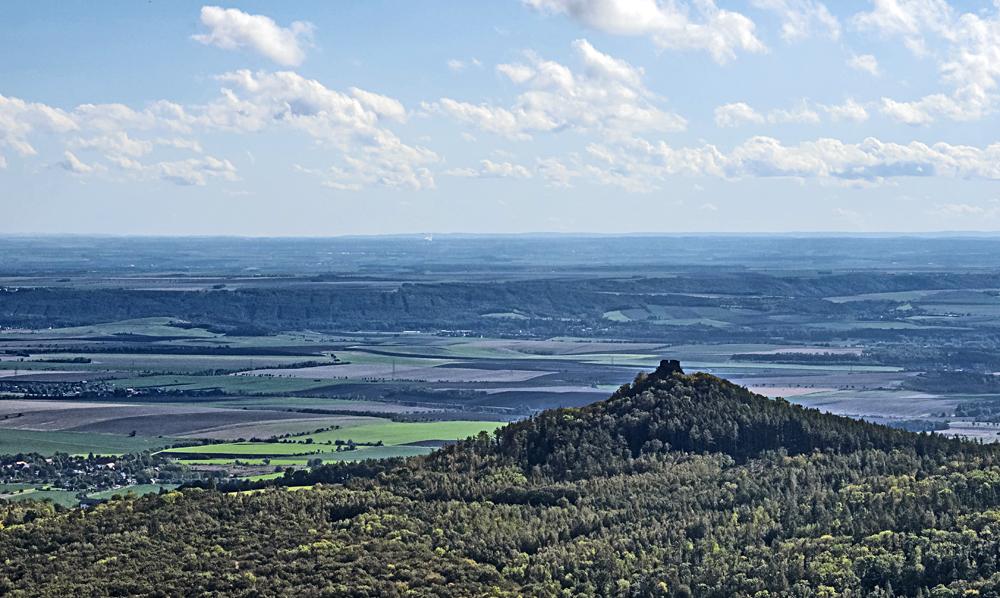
(903, 371), (1000, 394)
(0, 273), (961, 333)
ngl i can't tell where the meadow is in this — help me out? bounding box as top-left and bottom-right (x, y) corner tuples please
(162, 420), (503, 468)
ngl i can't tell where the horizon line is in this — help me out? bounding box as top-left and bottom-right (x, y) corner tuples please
(5, 231), (1000, 240)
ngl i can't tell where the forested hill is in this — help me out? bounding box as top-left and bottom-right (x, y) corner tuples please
(422, 360), (970, 482)
(5, 365), (1000, 596)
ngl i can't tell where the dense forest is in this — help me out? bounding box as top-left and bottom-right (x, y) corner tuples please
(3, 362), (1000, 596)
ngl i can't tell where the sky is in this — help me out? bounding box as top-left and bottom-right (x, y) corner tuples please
(2, 0), (1000, 235)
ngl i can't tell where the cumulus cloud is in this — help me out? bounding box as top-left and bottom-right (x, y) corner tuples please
(481, 159), (532, 178)
(0, 94), (77, 156)
(847, 53), (880, 76)
(348, 87), (408, 122)
(0, 97), (212, 185)
(193, 6), (314, 66)
(715, 102), (764, 127)
(823, 99), (870, 122)
(562, 135), (1000, 191)
(852, 0), (950, 55)
(536, 156), (579, 187)
(750, 0), (840, 42)
(428, 39), (686, 140)
(155, 156), (238, 186)
(854, 1), (1000, 123)
(767, 101), (821, 124)
(209, 70), (436, 189)
(523, 0), (766, 64)
(447, 159), (533, 179)
(0, 67), (429, 191)
(71, 101), (195, 135)
(715, 100), (822, 127)
(71, 132), (153, 158)
(60, 151), (97, 174)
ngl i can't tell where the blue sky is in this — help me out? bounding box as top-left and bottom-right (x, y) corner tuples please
(2, 0), (1000, 235)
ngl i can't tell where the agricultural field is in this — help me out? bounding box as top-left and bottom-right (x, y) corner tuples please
(300, 420), (504, 445)
(0, 485), (79, 508)
(108, 374), (339, 394)
(0, 428), (170, 456)
(9, 236), (1000, 497)
(162, 419), (504, 470)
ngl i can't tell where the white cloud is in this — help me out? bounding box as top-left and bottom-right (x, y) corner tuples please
(847, 53), (880, 76)
(560, 135), (1000, 191)
(155, 156), (238, 186)
(0, 155), (6, 169)
(523, 0), (766, 64)
(447, 159), (533, 179)
(480, 160), (531, 179)
(0, 94), (78, 156)
(852, 0), (950, 54)
(71, 132), (153, 158)
(767, 101), (821, 124)
(447, 58), (482, 72)
(71, 101), (196, 135)
(496, 63), (535, 84)
(429, 40), (686, 140)
(59, 133), (233, 185)
(750, 0), (840, 42)
(193, 6), (313, 66)
(536, 157), (579, 187)
(854, 1), (1000, 123)
(878, 93), (985, 125)
(880, 96), (938, 125)
(824, 99), (870, 122)
(156, 138), (204, 153)
(715, 102), (764, 127)
(715, 100), (821, 127)
(60, 151), (97, 174)
(427, 99), (527, 140)
(481, 159), (532, 178)
(207, 70), (436, 189)
(349, 87), (407, 122)
(0, 67), (429, 191)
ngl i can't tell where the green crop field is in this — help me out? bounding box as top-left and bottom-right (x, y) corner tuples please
(0, 486), (79, 508)
(0, 429), (172, 456)
(301, 420), (505, 445)
(163, 420), (503, 463)
(8, 317), (221, 339)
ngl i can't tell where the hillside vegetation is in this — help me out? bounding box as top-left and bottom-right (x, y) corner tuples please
(3, 362), (1000, 596)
